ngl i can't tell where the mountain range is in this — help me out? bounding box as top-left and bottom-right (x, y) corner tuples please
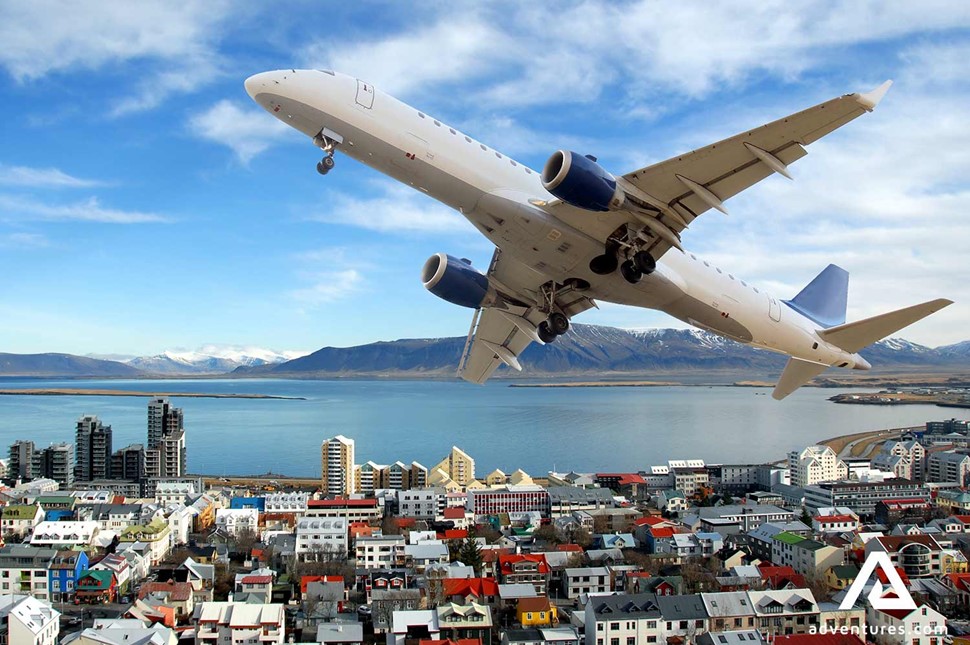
(3, 326), (968, 379)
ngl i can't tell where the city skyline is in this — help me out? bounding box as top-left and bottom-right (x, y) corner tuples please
(1, 3), (968, 355)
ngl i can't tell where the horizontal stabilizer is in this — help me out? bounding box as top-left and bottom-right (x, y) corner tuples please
(818, 298), (953, 353)
(783, 264), (848, 328)
(773, 358), (829, 400)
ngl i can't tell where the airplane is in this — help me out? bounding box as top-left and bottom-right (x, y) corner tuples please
(245, 69), (952, 399)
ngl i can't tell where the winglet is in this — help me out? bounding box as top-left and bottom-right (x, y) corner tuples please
(856, 80), (893, 111)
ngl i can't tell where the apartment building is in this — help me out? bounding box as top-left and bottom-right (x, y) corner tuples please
(788, 446), (847, 488)
(321, 435), (356, 496)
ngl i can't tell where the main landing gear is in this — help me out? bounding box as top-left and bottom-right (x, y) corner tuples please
(535, 282), (573, 344)
(589, 244), (656, 285)
(313, 131), (340, 175)
(538, 312), (569, 344)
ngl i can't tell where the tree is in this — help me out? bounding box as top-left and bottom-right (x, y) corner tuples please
(457, 535), (483, 576)
(381, 514), (402, 535)
(533, 524), (565, 546)
(570, 527), (593, 548)
(799, 508), (813, 527)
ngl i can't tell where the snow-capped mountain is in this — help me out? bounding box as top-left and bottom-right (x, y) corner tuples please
(126, 345), (309, 374)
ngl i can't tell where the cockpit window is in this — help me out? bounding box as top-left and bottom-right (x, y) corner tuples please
(318, 69), (336, 76)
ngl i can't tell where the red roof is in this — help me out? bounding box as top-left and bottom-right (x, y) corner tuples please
(440, 529), (468, 540)
(481, 548), (512, 563)
(758, 565), (807, 589)
(815, 514), (856, 523)
(953, 515), (970, 524)
(421, 640), (481, 645)
(241, 575), (273, 585)
(773, 634), (865, 645)
(301, 575), (344, 594)
(650, 527), (674, 538)
(442, 577), (499, 598)
(395, 517), (416, 529)
(499, 554), (549, 575)
(138, 581), (193, 602)
(634, 516), (670, 527)
(443, 507), (466, 519)
(596, 473), (646, 485)
(880, 498), (931, 509)
(556, 544), (583, 552)
(517, 597), (553, 613)
(308, 498), (377, 508)
(875, 566), (910, 587)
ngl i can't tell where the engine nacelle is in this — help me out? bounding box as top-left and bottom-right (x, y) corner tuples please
(421, 253), (489, 309)
(541, 150), (625, 211)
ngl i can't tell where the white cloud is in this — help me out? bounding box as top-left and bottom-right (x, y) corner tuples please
(0, 232), (49, 248)
(0, 0), (234, 113)
(287, 247), (367, 309)
(188, 100), (292, 163)
(289, 270), (364, 307)
(0, 164), (104, 188)
(0, 195), (168, 224)
(308, 181), (475, 234)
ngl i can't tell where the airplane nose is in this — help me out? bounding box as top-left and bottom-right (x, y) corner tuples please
(244, 72), (269, 99)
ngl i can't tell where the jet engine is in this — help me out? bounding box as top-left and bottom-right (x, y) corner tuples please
(541, 150), (625, 211)
(421, 253), (489, 309)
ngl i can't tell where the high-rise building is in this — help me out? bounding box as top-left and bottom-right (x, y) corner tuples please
(145, 398), (186, 478)
(75, 415), (112, 482)
(8, 440), (36, 481)
(321, 435), (356, 496)
(787, 445), (847, 488)
(111, 444), (145, 481)
(147, 397), (183, 449)
(31, 443), (75, 489)
(433, 446), (475, 487)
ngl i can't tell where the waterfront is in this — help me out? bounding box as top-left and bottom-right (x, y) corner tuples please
(0, 378), (966, 477)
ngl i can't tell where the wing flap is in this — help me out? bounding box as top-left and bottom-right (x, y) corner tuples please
(773, 358), (829, 400)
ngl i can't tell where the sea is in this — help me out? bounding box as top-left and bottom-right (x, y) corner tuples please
(0, 378), (966, 478)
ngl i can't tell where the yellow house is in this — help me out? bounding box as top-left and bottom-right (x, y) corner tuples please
(943, 549), (970, 574)
(120, 518), (171, 565)
(517, 597), (557, 627)
(826, 564), (859, 590)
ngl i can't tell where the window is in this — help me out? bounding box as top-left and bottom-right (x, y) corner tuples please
(465, 136), (472, 143)
(611, 639), (619, 645)
(496, 152), (503, 158)
(480, 144), (487, 151)
(449, 128), (456, 134)
(418, 112), (426, 118)
(434, 120), (441, 126)
(611, 623), (620, 630)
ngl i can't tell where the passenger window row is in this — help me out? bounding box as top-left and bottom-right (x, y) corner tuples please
(416, 110), (533, 174)
(688, 254), (759, 293)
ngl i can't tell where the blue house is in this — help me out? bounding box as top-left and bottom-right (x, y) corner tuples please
(49, 550), (88, 602)
(230, 496), (266, 512)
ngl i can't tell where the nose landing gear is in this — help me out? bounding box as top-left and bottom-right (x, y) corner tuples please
(313, 130), (341, 175)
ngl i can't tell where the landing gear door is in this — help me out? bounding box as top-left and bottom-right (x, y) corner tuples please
(769, 296), (782, 322)
(355, 80), (374, 109)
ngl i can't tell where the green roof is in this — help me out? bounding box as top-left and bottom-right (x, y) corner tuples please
(830, 564), (859, 579)
(795, 539), (828, 552)
(38, 496), (75, 504)
(1, 505), (40, 519)
(79, 569), (114, 589)
(773, 531), (806, 546)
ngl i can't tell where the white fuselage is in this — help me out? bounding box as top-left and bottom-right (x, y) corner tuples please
(245, 69), (869, 371)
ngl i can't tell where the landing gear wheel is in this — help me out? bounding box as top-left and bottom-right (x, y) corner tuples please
(620, 259), (643, 284)
(589, 253), (619, 275)
(633, 251), (656, 275)
(547, 312), (570, 335)
(537, 321), (557, 344)
(317, 155), (335, 175)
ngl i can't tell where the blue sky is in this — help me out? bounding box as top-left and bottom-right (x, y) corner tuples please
(1, 1), (968, 356)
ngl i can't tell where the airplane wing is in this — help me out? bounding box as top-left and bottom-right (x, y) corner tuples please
(544, 82), (892, 262)
(458, 248), (595, 384)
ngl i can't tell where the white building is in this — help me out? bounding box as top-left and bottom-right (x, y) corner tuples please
(194, 601), (285, 645)
(399, 488), (446, 520)
(0, 545), (57, 600)
(214, 508), (258, 538)
(872, 440), (926, 481)
(164, 504), (195, 547)
(563, 567), (610, 599)
(0, 504), (44, 538)
(321, 435), (356, 497)
(355, 536), (406, 569)
(0, 594), (59, 645)
(788, 446), (848, 488)
(29, 521), (99, 548)
(265, 492), (309, 514)
(866, 603), (946, 645)
(155, 481), (197, 506)
(295, 517), (348, 561)
(585, 593), (663, 645)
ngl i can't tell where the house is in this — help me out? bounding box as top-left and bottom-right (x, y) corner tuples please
(138, 580), (195, 623)
(0, 544), (58, 599)
(194, 601), (286, 645)
(356, 535), (407, 569)
(757, 565), (806, 591)
(92, 553), (132, 594)
(317, 621), (365, 645)
(656, 593), (708, 640)
(517, 597), (557, 627)
(499, 554), (550, 596)
(372, 589), (422, 633)
(0, 594), (60, 645)
(701, 591), (757, 632)
(214, 508), (258, 539)
(0, 504), (43, 538)
(812, 513), (859, 534)
(405, 543), (450, 572)
(747, 589), (820, 638)
(48, 549), (88, 602)
(562, 567), (610, 599)
(595, 533), (637, 550)
(657, 490), (689, 513)
(771, 532), (844, 578)
(442, 577), (500, 605)
(387, 610), (440, 645)
(234, 569), (275, 603)
(119, 519), (171, 565)
(64, 621), (179, 644)
(29, 520), (99, 548)
(501, 627), (581, 645)
(696, 631), (767, 645)
(627, 574), (682, 596)
(76, 569), (118, 604)
(296, 516), (348, 562)
(747, 522), (811, 562)
(865, 535), (943, 578)
(437, 601), (492, 640)
(584, 593), (662, 645)
(866, 600), (946, 645)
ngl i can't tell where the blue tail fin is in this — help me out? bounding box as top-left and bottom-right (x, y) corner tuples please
(782, 264), (848, 328)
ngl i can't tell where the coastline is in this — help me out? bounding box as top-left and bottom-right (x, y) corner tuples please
(0, 388), (305, 400)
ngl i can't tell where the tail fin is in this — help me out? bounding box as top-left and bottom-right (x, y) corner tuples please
(783, 264), (849, 328)
(818, 298), (953, 353)
(773, 358), (829, 400)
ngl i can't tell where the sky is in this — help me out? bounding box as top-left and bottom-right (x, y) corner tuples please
(1, 1), (968, 356)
